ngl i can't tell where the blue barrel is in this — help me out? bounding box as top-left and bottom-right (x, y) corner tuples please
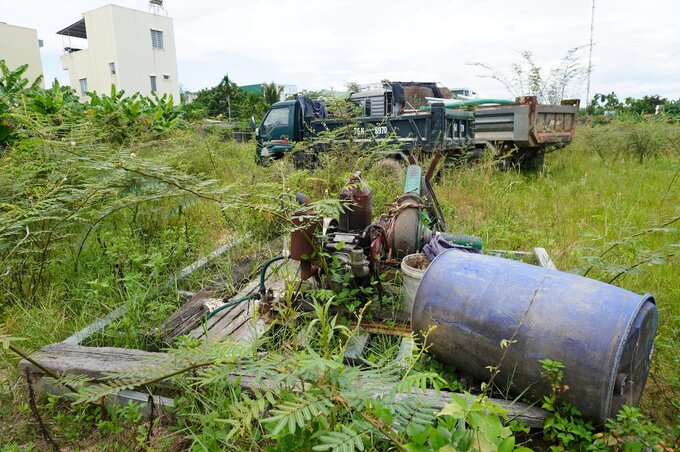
(411, 250), (658, 423)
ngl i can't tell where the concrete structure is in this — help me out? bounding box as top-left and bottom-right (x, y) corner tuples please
(0, 23), (44, 87)
(58, 4), (179, 100)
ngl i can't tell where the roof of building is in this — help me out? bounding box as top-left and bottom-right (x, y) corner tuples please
(56, 18), (87, 39)
(240, 84), (264, 95)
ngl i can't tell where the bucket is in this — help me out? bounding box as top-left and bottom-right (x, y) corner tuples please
(411, 250), (658, 423)
(400, 253), (429, 314)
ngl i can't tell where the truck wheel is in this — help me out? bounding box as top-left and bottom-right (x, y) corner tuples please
(292, 151), (319, 169)
(520, 148), (545, 172)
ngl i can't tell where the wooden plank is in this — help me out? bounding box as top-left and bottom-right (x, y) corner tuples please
(20, 343), (164, 380)
(20, 343), (547, 428)
(349, 321), (411, 336)
(486, 249), (535, 263)
(174, 234), (248, 280)
(160, 238), (284, 341)
(39, 380), (174, 417)
(62, 308), (125, 346)
(156, 289), (216, 340)
(193, 298), (254, 341)
(188, 260), (293, 342)
(533, 247), (557, 270)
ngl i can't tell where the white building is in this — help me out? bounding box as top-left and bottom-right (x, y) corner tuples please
(58, 4), (180, 101)
(0, 22), (44, 87)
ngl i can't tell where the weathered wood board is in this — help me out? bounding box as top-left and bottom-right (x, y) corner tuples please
(187, 259), (295, 342)
(159, 238), (284, 341)
(20, 343), (548, 428)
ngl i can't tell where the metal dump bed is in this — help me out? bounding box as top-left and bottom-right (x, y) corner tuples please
(474, 96), (580, 149)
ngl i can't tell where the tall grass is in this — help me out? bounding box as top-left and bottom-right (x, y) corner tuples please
(1, 118), (678, 446)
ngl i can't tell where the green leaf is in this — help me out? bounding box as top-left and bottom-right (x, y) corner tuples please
(498, 436), (515, 452)
(468, 411), (503, 440)
(438, 394), (468, 419)
(404, 444), (430, 452)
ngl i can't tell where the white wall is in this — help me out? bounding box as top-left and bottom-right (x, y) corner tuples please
(110, 5), (179, 100)
(0, 23), (44, 87)
(61, 5), (179, 101)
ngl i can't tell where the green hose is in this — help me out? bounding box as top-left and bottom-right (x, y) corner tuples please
(207, 255), (285, 320)
(207, 294), (253, 319)
(420, 98), (516, 110)
(260, 255), (284, 294)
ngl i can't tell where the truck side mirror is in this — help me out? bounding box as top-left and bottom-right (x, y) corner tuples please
(250, 116), (257, 131)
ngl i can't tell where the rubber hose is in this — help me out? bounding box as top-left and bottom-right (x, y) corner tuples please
(207, 294), (253, 319)
(207, 255), (285, 320)
(419, 98), (515, 110)
(260, 255), (285, 295)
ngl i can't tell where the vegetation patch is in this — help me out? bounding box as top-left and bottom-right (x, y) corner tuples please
(1, 63), (679, 450)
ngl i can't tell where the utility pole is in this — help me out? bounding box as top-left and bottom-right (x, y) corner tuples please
(585, 0), (596, 111)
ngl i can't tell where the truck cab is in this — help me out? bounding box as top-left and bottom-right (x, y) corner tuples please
(254, 100), (300, 165)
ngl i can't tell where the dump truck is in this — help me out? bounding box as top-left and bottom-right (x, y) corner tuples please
(254, 90), (474, 166)
(254, 81), (579, 167)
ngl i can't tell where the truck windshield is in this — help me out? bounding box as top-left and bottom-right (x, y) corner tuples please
(262, 107), (290, 131)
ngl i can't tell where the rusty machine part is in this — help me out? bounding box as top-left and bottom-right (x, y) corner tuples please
(287, 159), (463, 291)
(290, 193), (321, 280)
(339, 172), (373, 232)
(387, 193), (423, 260)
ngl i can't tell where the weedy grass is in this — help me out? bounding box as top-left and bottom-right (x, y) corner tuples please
(0, 117), (678, 449)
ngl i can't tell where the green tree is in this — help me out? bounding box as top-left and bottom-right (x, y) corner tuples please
(588, 91), (621, 115)
(624, 95), (666, 115)
(262, 81), (283, 106)
(471, 46), (588, 104)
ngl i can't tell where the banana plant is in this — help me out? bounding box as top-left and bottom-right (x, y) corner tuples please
(0, 60), (42, 146)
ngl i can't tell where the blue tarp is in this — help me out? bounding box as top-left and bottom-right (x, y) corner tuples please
(298, 95), (328, 119)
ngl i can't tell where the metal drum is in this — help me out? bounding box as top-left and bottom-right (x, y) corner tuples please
(411, 250), (658, 423)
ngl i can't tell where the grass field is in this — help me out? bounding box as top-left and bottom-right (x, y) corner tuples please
(1, 119), (678, 449)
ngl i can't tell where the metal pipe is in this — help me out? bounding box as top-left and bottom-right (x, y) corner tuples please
(419, 98), (516, 110)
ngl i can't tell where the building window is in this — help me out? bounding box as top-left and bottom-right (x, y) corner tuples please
(163, 74), (170, 80)
(79, 78), (87, 96)
(109, 62), (116, 75)
(151, 29), (164, 49)
(150, 75), (157, 93)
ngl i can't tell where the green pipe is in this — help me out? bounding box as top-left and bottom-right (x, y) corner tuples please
(207, 294), (253, 319)
(207, 255), (285, 320)
(420, 98), (516, 110)
(260, 255), (284, 294)
(439, 233), (483, 251)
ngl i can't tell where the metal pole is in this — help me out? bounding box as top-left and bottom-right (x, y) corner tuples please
(585, 0), (596, 111)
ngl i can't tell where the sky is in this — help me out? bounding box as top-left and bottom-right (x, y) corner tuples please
(2, 0), (680, 102)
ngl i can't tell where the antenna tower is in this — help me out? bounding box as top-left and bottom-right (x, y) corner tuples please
(585, 0), (596, 110)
